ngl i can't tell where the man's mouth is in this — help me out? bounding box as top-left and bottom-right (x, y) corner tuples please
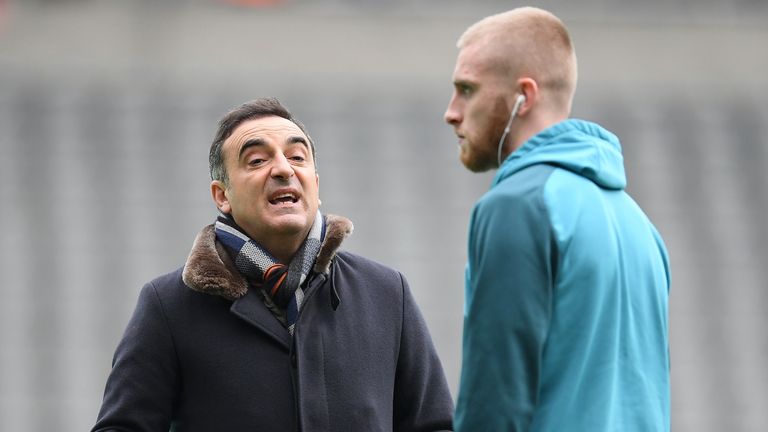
(268, 191), (299, 205)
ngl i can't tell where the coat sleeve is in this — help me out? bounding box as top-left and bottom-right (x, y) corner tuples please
(454, 189), (555, 432)
(392, 272), (455, 432)
(92, 282), (180, 432)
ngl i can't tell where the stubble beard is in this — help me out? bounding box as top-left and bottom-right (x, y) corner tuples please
(462, 118), (509, 173)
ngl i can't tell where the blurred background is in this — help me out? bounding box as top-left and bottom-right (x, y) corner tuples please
(1, 0), (767, 430)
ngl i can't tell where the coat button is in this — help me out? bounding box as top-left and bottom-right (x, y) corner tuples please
(291, 353), (297, 368)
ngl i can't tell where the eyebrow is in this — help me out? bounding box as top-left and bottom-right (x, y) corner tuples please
(238, 136), (309, 159)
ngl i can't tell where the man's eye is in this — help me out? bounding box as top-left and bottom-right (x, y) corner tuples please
(248, 158), (265, 166)
(289, 155), (305, 162)
(459, 85), (473, 96)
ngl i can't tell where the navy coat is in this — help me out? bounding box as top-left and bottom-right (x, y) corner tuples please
(93, 218), (454, 432)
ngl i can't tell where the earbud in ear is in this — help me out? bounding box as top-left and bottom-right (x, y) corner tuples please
(516, 94), (526, 106)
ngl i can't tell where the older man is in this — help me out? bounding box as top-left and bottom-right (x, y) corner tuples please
(444, 7), (671, 432)
(93, 98), (454, 432)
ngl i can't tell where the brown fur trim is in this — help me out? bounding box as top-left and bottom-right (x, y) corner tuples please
(182, 215), (352, 299)
(314, 214), (354, 274)
(182, 224), (248, 300)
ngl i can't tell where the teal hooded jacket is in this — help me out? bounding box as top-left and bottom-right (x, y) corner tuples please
(455, 119), (670, 431)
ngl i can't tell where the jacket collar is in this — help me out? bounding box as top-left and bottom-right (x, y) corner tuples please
(181, 214), (353, 300)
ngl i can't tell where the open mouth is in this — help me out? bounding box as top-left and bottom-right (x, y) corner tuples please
(268, 191), (299, 205)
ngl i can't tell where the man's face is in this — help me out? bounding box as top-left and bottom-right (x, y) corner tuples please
(214, 115), (320, 247)
(444, 44), (511, 172)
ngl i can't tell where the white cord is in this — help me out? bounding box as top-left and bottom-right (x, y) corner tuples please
(497, 95), (525, 167)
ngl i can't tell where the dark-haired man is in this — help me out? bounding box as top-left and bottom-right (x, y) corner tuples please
(93, 98), (454, 432)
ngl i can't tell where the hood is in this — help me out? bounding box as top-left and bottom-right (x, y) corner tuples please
(492, 119), (626, 190)
(182, 214), (354, 300)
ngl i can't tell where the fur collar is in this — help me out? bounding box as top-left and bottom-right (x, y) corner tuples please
(182, 214), (353, 300)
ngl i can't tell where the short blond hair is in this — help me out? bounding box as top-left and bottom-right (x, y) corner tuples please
(458, 7), (578, 107)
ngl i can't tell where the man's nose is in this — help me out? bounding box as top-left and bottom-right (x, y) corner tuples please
(270, 154), (294, 179)
(444, 96), (461, 125)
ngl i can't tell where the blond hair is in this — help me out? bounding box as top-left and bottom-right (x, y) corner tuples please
(458, 7), (578, 109)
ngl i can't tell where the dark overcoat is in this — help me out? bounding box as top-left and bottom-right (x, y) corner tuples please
(93, 216), (454, 432)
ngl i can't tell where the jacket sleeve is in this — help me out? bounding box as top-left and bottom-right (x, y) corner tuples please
(454, 189), (555, 432)
(92, 282), (180, 432)
(392, 272), (455, 432)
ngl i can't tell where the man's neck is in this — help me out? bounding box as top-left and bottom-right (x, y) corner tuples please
(509, 111), (568, 156)
(254, 230), (310, 264)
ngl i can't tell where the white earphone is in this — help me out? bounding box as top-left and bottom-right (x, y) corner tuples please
(497, 94), (527, 167)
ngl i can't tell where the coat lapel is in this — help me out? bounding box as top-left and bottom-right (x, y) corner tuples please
(231, 288), (291, 349)
(181, 215), (354, 352)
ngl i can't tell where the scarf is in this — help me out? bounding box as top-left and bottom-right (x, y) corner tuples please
(214, 210), (325, 335)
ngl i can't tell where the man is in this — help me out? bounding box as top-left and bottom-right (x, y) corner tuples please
(93, 98), (454, 431)
(444, 7), (670, 431)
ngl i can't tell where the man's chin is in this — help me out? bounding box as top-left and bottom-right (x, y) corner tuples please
(265, 213), (314, 235)
(460, 152), (494, 173)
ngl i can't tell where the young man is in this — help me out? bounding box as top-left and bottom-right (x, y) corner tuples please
(444, 7), (671, 431)
(93, 98), (454, 432)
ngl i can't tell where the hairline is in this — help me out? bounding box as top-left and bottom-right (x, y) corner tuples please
(456, 7), (578, 103)
(209, 100), (317, 186)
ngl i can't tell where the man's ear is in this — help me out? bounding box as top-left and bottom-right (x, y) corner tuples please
(211, 180), (231, 214)
(516, 77), (538, 115)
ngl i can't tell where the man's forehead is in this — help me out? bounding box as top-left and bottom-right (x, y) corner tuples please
(235, 116), (305, 137)
(226, 116), (307, 147)
(458, 42), (500, 68)
(455, 43), (510, 82)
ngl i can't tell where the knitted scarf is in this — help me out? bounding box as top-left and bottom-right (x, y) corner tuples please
(214, 210), (325, 335)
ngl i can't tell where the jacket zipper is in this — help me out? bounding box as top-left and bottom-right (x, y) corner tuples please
(290, 269), (330, 432)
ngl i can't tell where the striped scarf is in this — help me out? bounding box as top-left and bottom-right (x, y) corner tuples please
(214, 210), (325, 335)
